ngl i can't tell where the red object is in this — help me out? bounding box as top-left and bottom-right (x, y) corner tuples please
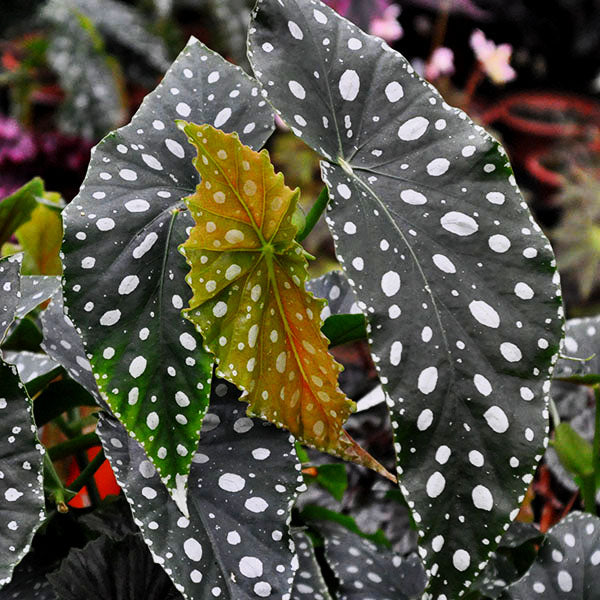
(481, 92), (600, 139)
(66, 447), (120, 508)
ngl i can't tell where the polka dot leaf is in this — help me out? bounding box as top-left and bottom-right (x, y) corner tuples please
(40, 289), (103, 404)
(0, 259), (46, 589)
(15, 276), (61, 320)
(0, 254), (23, 342)
(61, 36), (274, 514)
(554, 316), (600, 385)
(290, 529), (333, 600)
(506, 512), (600, 599)
(98, 378), (304, 600)
(248, 0), (563, 596)
(319, 522), (427, 599)
(179, 123), (394, 482)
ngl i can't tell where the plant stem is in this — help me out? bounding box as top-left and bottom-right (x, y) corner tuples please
(42, 453), (70, 513)
(75, 450), (101, 507)
(68, 448), (106, 495)
(48, 432), (99, 461)
(296, 187), (328, 242)
(429, 0), (452, 56)
(462, 65), (484, 111)
(581, 475), (597, 514)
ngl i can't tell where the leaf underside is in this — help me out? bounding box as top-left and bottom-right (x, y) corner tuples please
(248, 0), (564, 596)
(97, 378), (303, 600)
(61, 36), (273, 510)
(179, 123), (393, 481)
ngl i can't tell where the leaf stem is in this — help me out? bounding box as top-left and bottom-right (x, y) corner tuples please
(48, 431), (100, 461)
(42, 453), (71, 513)
(296, 187), (328, 242)
(68, 448), (106, 495)
(581, 475), (597, 514)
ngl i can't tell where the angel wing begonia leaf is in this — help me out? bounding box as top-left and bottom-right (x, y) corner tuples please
(179, 123), (394, 482)
(248, 0), (563, 596)
(61, 37), (274, 513)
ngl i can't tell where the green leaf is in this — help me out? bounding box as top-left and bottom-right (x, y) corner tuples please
(47, 534), (182, 600)
(506, 512), (600, 599)
(62, 37), (274, 512)
(553, 422), (594, 479)
(304, 463), (348, 501)
(14, 201), (63, 276)
(318, 522), (427, 599)
(0, 178), (44, 247)
(0, 259), (46, 589)
(321, 314), (367, 347)
(290, 529), (334, 600)
(248, 1), (563, 595)
(179, 123), (393, 481)
(43, 0), (128, 139)
(97, 378), (304, 600)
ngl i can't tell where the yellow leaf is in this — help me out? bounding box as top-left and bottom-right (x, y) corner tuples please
(179, 123), (395, 482)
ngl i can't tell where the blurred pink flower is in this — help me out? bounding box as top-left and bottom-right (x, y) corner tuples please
(470, 29), (516, 85)
(370, 4), (403, 42)
(425, 47), (455, 80)
(325, 0), (403, 43)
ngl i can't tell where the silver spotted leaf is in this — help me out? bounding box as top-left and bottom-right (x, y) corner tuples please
(0, 267), (46, 588)
(554, 316), (600, 383)
(0, 255), (22, 342)
(0, 359), (46, 589)
(40, 290), (102, 404)
(97, 378), (304, 600)
(319, 522), (427, 599)
(46, 534), (182, 600)
(291, 530), (333, 600)
(62, 36), (273, 512)
(248, 0), (563, 595)
(15, 276), (61, 320)
(506, 512), (600, 599)
(2, 352), (61, 387)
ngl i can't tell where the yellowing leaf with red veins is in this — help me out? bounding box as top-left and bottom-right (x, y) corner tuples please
(179, 122), (395, 483)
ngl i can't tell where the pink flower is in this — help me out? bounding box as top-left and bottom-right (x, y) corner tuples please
(425, 47), (455, 81)
(470, 29), (516, 85)
(370, 4), (403, 42)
